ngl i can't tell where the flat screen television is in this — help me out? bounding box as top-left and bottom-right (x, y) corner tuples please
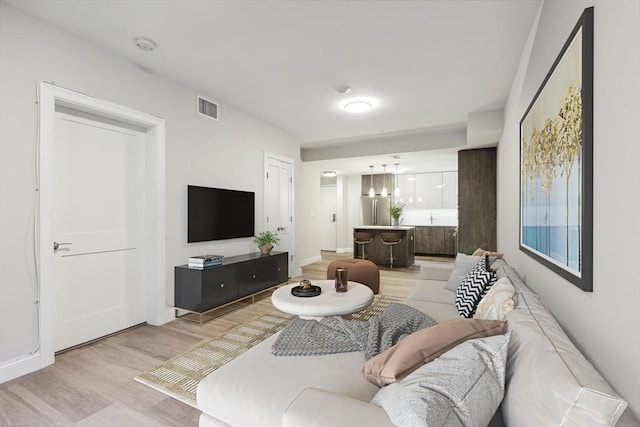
(188, 185), (255, 243)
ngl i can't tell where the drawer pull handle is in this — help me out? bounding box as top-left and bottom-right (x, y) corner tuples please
(220, 283), (224, 288)
(252, 275), (256, 279)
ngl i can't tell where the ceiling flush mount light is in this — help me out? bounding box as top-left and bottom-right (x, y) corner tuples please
(135, 37), (156, 51)
(368, 166), (375, 198)
(344, 100), (372, 113)
(322, 171), (337, 177)
(381, 164), (388, 197)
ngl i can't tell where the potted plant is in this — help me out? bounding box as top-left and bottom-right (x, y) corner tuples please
(389, 202), (405, 226)
(253, 231), (280, 255)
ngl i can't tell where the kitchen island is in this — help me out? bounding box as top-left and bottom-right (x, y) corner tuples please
(353, 226), (415, 268)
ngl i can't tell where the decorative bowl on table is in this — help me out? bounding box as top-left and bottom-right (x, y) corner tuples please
(291, 279), (321, 297)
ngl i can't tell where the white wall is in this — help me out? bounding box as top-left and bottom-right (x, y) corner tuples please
(295, 162), (322, 266)
(335, 176), (348, 252)
(336, 175), (361, 252)
(0, 3), (299, 372)
(497, 1), (640, 423)
(344, 175), (362, 250)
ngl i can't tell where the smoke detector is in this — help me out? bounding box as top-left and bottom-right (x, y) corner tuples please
(135, 38), (156, 52)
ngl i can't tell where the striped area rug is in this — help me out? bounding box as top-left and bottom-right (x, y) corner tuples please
(134, 294), (405, 407)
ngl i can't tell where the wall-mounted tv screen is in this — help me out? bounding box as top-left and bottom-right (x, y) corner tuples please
(188, 185), (255, 243)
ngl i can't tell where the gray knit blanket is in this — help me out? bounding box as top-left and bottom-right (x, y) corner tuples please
(271, 303), (436, 359)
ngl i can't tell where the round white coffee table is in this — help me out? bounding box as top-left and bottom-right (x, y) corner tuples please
(271, 280), (374, 320)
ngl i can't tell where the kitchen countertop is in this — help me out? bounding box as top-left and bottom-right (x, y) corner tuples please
(354, 225), (415, 230)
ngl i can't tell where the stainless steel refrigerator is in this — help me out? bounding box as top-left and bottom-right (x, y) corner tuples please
(360, 196), (391, 226)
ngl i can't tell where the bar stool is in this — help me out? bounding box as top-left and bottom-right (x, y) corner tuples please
(353, 231), (374, 260)
(381, 232), (403, 268)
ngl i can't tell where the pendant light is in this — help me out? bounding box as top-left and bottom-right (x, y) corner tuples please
(381, 164), (388, 197)
(368, 166), (375, 197)
(394, 163), (400, 197)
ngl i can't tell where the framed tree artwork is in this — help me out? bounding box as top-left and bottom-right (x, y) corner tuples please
(519, 7), (594, 292)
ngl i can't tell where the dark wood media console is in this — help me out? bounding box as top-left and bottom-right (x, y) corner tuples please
(175, 251), (288, 323)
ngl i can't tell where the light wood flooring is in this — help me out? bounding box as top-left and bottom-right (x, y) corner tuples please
(0, 252), (451, 426)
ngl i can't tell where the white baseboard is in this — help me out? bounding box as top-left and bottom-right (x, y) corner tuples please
(160, 307), (176, 325)
(336, 247), (354, 254)
(0, 352), (43, 384)
(299, 255), (322, 267)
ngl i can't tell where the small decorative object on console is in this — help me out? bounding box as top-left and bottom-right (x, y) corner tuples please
(335, 267), (348, 293)
(253, 231), (280, 256)
(291, 279), (321, 297)
(188, 254), (224, 269)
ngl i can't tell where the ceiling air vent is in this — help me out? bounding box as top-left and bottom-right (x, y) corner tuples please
(197, 95), (218, 120)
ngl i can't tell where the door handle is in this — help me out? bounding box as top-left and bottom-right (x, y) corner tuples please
(277, 226), (287, 231)
(53, 241), (72, 250)
(332, 213), (336, 223)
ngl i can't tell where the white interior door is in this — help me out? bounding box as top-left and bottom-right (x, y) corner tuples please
(320, 185), (337, 251)
(52, 107), (146, 352)
(265, 155), (293, 275)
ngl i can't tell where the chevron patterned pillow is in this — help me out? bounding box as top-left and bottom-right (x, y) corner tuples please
(455, 262), (496, 318)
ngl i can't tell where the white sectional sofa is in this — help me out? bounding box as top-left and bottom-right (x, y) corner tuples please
(196, 256), (628, 427)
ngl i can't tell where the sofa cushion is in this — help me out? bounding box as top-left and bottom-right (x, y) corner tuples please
(474, 277), (517, 321)
(197, 332), (379, 427)
(406, 279), (456, 305)
(493, 260), (628, 426)
(445, 253), (484, 292)
(419, 261), (454, 281)
(283, 387), (394, 427)
(403, 299), (460, 323)
(360, 318), (506, 387)
(371, 333), (510, 427)
(455, 262), (496, 318)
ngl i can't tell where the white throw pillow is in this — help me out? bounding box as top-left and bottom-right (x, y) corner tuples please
(444, 253), (484, 292)
(371, 333), (511, 427)
(474, 277), (517, 321)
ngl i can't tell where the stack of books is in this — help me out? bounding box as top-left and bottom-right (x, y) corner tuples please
(188, 254), (224, 269)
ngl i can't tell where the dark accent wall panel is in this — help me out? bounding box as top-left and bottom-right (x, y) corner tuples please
(458, 148), (497, 253)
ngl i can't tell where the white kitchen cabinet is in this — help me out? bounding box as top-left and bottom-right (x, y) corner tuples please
(399, 171), (458, 212)
(414, 173), (428, 209)
(442, 171), (458, 208)
(425, 173), (443, 209)
(395, 174), (415, 208)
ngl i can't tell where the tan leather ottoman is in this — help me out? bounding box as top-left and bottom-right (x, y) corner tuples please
(326, 259), (380, 294)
